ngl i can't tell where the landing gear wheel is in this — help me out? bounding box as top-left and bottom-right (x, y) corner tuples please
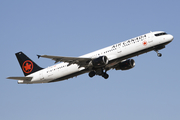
(89, 71), (95, 78)
(155, 50), (162, 57)
(157, 53), (162, 57)
(102, 73), (109, 79)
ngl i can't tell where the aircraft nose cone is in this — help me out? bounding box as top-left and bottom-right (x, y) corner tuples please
(171, 35), (174, 41)
(170, 35), (174, 41)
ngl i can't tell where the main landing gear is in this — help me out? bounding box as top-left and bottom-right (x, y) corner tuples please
(155, 50), (162, 57)
(89, 69), (109, 79)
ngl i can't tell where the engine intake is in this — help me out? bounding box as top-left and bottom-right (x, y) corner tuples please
(91, 56), (108, 68)
(115, 59), (135, 70)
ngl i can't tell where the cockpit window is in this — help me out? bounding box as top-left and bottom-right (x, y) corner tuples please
(155, 32), (167, 36)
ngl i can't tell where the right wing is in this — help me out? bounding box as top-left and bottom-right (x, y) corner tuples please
(7, 77), (33, 81)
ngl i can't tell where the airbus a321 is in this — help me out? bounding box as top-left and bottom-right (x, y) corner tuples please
(7, 31), (173, 84)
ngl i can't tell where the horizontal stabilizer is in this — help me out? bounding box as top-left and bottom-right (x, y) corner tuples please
(7, 77), (33, 81)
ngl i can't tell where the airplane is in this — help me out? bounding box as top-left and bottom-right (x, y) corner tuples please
(7, 31), (173, 84)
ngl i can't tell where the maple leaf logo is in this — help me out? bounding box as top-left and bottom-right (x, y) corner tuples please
(22, 60), (33, 73)
(143, 41), (147, 46)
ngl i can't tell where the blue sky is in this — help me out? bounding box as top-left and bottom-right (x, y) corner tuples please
(1, 0), (180, 120)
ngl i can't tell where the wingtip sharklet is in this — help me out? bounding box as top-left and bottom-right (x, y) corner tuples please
(37, 55), (41, 59)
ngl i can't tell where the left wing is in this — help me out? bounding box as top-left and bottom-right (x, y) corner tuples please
(7, 77), (33, 81)
(38, 55), (92, 67)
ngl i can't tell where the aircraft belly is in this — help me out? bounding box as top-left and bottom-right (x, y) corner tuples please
(49, 69), (89, 83)
(48, 65), (86, 82)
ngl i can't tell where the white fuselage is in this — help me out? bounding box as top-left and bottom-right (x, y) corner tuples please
(19, 31), (173, 84)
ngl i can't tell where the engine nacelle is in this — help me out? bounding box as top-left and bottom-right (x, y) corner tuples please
(115, 59), (135, 70)
(90, 56), (108, 68)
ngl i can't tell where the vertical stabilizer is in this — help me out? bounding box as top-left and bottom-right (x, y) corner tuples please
(16, 52), (43, 76)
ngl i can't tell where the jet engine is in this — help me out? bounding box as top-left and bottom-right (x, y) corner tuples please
(90, 56), (108, 68)
(115, 59), (135, 70)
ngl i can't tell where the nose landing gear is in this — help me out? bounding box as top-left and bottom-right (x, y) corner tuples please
(157, 53), (162, 57)
(155, 50), (162, 57)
